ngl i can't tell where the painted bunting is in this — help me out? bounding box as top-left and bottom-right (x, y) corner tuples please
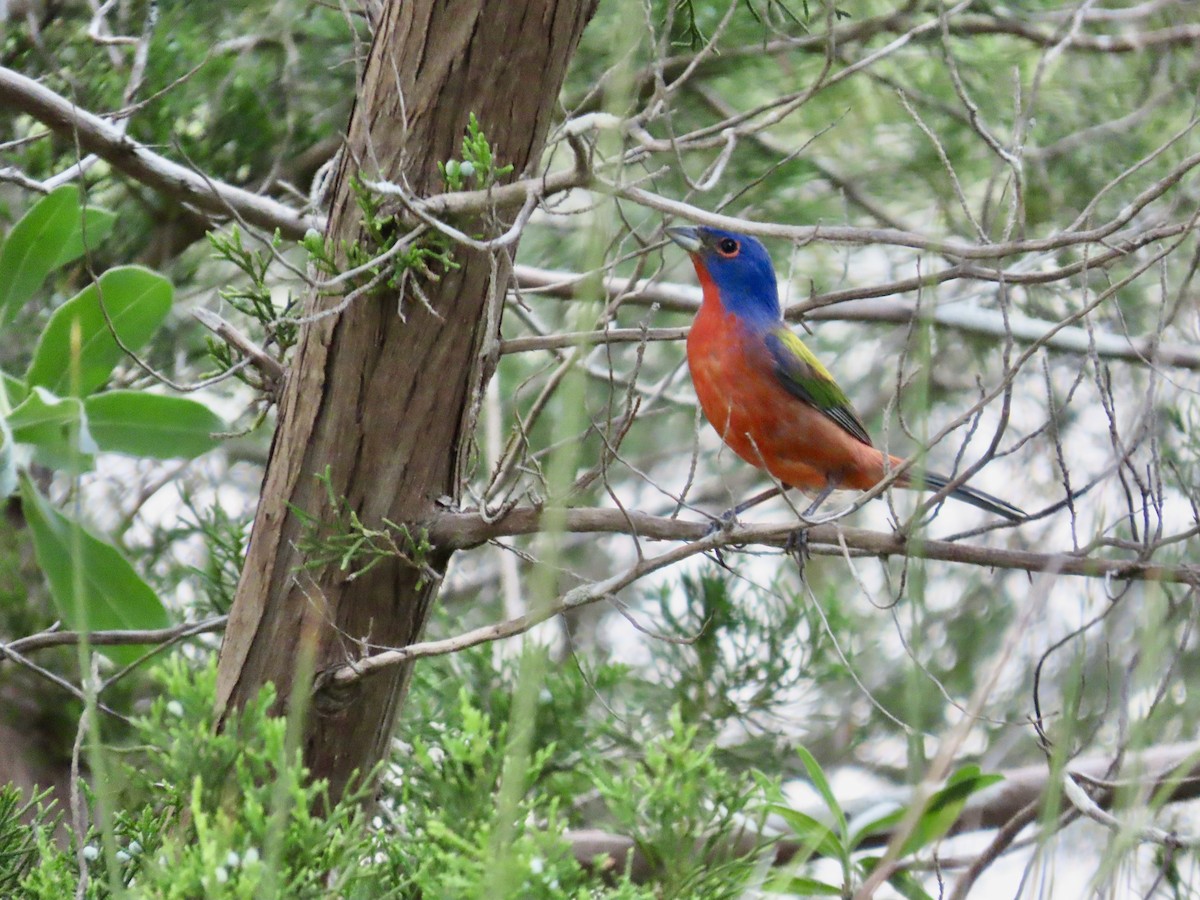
(667, 225), (1024, 522)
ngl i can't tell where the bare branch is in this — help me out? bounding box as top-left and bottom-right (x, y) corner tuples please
(608, 152), (1200, 259)
(1061, 771), (1198, 848)
(0, 67), (313, 237)
(647, 9), (1200, 82)
(314, 523), (731, 693)
(1, 617), (227, 655)
(427, 506), (1199, 586)
(512, 265), (1200, 371)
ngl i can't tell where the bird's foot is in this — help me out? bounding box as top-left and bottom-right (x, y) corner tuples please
(785, 526), (810, 574)
(704, 506), (739, 538)
(703, 507), (745, 571)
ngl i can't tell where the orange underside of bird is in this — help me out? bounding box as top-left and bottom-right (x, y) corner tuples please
(688, 283), (888, 492)
(667, 224), (1024, 522)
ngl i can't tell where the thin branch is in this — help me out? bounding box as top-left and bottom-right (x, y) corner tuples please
(511, 265), (1200, 371)
(1, 617), (227, 655)
(945, 15), (1200, 52)
(369, 161), (590, 224)
(6, 64), (1195, 278)
(0, 639), (127, 719)
(0, 67), (311, 237)
(0, 64), (596, 242)
(426, 506), (1200, 586)
(606, 150), (1200, 260)
(1061, 771), (1196, 847)
(646, 10), (1200, 82)
(947, 800), (1042, 900)
(313, 526), (732, 692)
(191, 309), (285, 396)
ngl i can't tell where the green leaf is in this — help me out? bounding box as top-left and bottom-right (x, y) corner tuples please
(887, 868), (936, 900)
(773, 875), (846, 896)
(7, 387), (97, 472)
(51, 207), (117, 270)
(84, 391), (225, 459)
(0, 186), (115, 322)
(797, 746), (848, 837)
(848, 803), (904, 851)
(1, 371), (27, 412)
(768, 803), (845, 861)
(0, 417), (15, 497)
(25, 266), (173, 397)
(18, 475), (170, 665)
(899, 767), (1004, 857)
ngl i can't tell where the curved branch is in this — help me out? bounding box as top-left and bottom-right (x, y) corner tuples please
(0, 67), (312, 237)
(947, 15), (1200, 52)
(0, 66), (587, 240)
(650, 12), (1200, 81)
(6, 67), (1197, 377)
(7, 64), (1196, 270)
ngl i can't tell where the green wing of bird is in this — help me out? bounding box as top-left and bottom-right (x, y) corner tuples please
(764, 327), (874, 447)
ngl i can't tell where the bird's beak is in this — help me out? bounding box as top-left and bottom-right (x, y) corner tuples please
(665, 226), (702, 253)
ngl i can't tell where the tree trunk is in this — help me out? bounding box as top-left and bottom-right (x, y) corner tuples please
(214, 0), (596, 803)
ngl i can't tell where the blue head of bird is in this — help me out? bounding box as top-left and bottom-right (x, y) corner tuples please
(667, 225), (782, 326)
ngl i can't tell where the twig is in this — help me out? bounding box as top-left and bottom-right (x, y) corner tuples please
(1, 617), (227, 655)
(6, 62), (1194, 278)
(605, 150), (1200, 260)
(192, 309), (285, 397)
(305, 507), (1200, 690)
(314, 525), (734, 691)
(502, 273), (1200, 370)
(1061, 771), (1195, 847)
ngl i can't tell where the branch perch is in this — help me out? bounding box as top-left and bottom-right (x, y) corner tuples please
(427, 506), (1200, 586)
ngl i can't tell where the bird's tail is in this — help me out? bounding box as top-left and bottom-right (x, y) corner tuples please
(914, 470), (1026, 522)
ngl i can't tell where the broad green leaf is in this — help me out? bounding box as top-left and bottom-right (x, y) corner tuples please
(25, 266), (173, 397)
(84, 391), (225, 459)
(51, 206), (117, 270)
(19, 475), (170, 665)
(899, 767), (1004, 857)
(8, 387), (97, 471)
(0, 186), (114, 322)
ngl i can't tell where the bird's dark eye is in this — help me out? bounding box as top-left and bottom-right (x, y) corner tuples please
(716, 237), (740, 257)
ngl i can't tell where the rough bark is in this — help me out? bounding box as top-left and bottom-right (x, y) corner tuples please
(214, 0), (596, 802)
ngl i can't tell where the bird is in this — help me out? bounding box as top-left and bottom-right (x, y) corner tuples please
(666, 224), (1024, 523)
